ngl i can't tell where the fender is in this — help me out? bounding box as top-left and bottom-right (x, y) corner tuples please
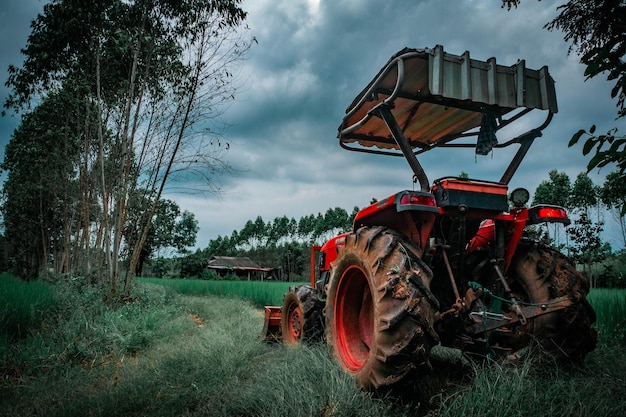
(467, 204), (570, 271)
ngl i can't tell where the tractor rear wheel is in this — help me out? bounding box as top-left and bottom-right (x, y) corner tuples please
(498, 239), (597, 361)
(281, 284), (324, 344)
(325, 227), (438, 391)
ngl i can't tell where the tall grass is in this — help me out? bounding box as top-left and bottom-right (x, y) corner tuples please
(0, 273), (57, 341)
(588, 288), (626, 344)
(138, 277), (304, 307)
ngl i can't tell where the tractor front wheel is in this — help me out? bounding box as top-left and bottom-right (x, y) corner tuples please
(281, 284), (324, 344)
(325, 227), (438, 391)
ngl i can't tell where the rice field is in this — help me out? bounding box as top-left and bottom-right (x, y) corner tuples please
(137, 277), (305, 308)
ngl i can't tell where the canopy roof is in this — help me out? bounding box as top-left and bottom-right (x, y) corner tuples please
(338, 45), (557, 154)
(207, 256), (272, 272)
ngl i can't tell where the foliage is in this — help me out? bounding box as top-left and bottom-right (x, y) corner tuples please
(504, 0), (626, 117)
(0, 89), (91, 280)
(504, 0), (626, 223)
(123, 195), (198, 276)
(570, 172), (599, 214)
(178, 206), (357, 281)
(567, 213), (607, 285)
(179, 248), (208, 278)
(599, 171), (626, 246)
(531, 169), (572, 207)
(592, 250), (626, 288)
(569, 125), (626, 213)
(149, 257), (171, 279)
(531, 170), (622, 280)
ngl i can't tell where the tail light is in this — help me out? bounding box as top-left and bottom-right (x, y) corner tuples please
(527, 205), (570, 226)
(398, 191), (438, 212)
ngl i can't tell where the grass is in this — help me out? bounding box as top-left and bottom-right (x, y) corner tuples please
(1, 276), (625, 416)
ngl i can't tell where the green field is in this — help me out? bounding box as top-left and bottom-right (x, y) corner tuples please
(137, 277), (306, 307)
(1, 275), (625, 417)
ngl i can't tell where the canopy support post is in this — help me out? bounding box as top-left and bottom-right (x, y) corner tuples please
(374, 104), (430, 192)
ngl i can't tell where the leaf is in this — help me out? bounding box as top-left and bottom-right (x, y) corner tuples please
(584, 62), (602, 77)
(582, 137), (598, 156)
(590, 124), (597, 134)
(569, 129), (586, 146)
(588, 153), (604, 171)
(611, 84), (620, 99)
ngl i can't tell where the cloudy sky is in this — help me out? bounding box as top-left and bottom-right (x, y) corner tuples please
(1, 0), (623, 249)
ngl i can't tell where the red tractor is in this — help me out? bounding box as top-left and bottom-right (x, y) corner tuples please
(263, 46), (597, 391)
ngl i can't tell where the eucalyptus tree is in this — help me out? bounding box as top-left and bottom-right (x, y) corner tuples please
(3, 0), (252, 293)
(570, 172), (600, 217)
(532, 169), (572, 208)
(1, 88), (93, 280)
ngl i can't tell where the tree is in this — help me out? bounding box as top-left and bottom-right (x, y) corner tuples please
(503, 1), (626, 209)
(532, 169), (572, 208)
(567, 213), (606, 286)
(570, 172), (599, 217)
(3, 0), (252, 294)
(123, 196), (198, 276)
(569, 125), (626, 212)
(1, 89), (88, 280)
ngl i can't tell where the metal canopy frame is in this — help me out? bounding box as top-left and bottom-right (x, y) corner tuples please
(337, 46), (558, 190)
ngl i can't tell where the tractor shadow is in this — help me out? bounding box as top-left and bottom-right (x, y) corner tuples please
(382, 346), (477, 416)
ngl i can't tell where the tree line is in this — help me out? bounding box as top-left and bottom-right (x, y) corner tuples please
(178, 206), (358, 281)
(532, 168), (625, 286)
(169, 166), (626, 286)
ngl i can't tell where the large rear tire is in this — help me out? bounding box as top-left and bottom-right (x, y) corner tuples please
(325, 227), (438, 391)
(281, 284), (324, 344)
(497, 239), (597, 361)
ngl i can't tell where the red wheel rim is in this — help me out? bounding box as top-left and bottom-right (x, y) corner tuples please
(333, 265), (373, 373)
(284, 302), (303, 344)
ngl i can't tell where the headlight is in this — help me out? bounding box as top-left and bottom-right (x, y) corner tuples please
(510, 188), (530, 207)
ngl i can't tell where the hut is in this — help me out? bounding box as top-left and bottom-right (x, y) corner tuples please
(206, 256), (273, 280)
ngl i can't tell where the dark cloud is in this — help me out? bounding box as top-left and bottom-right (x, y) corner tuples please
(1, 0), (622, 248)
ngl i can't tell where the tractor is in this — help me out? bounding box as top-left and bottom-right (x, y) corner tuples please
(262, 45), (597, 391)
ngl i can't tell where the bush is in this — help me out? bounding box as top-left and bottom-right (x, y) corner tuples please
(593, 251), (626, 288)
(200, 269), (219, 280)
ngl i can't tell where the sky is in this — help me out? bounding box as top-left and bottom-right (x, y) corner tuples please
(1, 0), (624, 250)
